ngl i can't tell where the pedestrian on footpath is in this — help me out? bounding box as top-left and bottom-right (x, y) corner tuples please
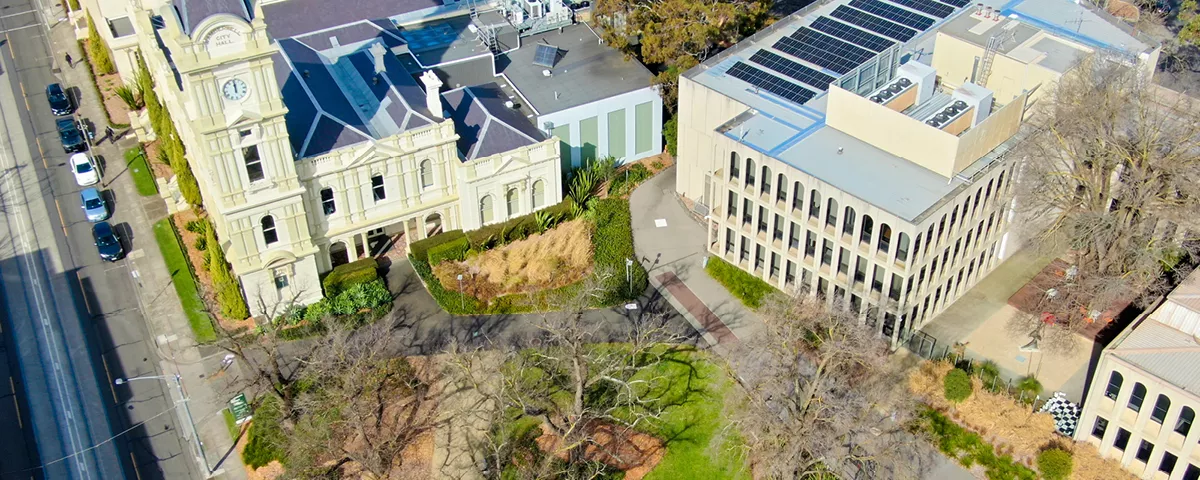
(64, 53), (72, 68)
(105, 126), (115, 144)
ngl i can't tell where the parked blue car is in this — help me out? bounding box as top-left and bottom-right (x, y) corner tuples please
(80, 188), (107, 222)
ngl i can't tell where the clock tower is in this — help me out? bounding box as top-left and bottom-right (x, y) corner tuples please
(162, 4), (323, 315)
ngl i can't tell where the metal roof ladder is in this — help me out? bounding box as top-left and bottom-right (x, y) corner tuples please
(976, 35), (1001, 88)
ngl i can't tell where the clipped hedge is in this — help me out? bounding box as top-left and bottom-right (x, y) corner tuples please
(409, 229), (467, 263)
(705, 256), (777, 309)
(465, 201), (573, 250)
(591, 198), (647, 305)
(322, 258), (379, 296)
(428, 236), (470, 265)
(206, 220), (249, 320)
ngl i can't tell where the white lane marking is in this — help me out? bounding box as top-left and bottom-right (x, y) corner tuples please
(0, 10), (35, 19)
(0, 23), (40, 34)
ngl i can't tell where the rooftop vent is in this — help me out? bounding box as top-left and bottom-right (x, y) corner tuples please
(504, 100), (516, 109)
(542, 69), (552, 77)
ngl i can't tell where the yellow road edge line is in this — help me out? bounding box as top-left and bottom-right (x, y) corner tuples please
(53, 198), (66, 237)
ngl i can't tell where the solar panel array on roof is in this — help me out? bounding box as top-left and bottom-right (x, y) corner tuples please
(775, 28), (874, 74)
(809, 16), (894, 52)
(849, 0), (935, 30)
(533, 44), (558, 67)
(719, 0), (968, 108)
(750, 49), (836, 90)
(888, 0), (953, 18)
(727, 62), (816, 104)
(830, 5), (917, 41)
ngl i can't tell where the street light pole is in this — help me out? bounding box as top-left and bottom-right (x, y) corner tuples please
(116, 374), (212, 477)
(625, 258), (633, 296)
(457, 274), (464, 311)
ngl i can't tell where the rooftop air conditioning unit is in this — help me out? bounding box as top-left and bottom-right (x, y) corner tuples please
(934, 113), (950, 122)
(879, 89), (894, 100)
(943, 106), (959, 116)
(888, 83), (903, 94)
(954, 100), (968, 109)
(870, 95), (884, 103)
(897, 78), (912, 87)
(926, 118), (942, 127)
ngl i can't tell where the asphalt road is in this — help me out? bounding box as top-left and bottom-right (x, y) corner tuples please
(0, 1), (194, 479)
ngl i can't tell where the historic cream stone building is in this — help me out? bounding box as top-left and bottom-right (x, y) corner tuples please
(71, 0), (661, 315)
(674, 0), (1158, 342)
(1075, 270), (1200, 480)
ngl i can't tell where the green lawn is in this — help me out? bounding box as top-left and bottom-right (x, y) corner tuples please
(125, 146), (158, 197)
(152, 218), (216, 343)
(636, 350), (749, 480)
(705, 256), (778, 309)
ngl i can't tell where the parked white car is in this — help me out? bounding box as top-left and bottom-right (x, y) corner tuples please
(70, 152), (99, 186)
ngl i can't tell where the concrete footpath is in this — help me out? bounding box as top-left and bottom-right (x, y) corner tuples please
(628, 167), (767, 355)
(46, 15), (246, 480)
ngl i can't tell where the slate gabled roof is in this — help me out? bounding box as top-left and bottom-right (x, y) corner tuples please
(261, 0), (440, 40)
(442, 83), (546, 162)
(273, 38), (436, 159)
(293, 20), (406, 52)
(175, 0), (252, 35)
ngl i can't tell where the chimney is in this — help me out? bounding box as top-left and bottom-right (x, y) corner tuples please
(420, 70), (444, 118)
(369, 42), (388, 75)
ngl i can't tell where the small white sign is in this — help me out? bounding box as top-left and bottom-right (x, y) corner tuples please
(654, 219), (668, 228)
(624, 303), (639, 310)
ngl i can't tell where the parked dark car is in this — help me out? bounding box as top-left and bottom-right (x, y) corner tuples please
(46, 83), (72, 116)
(92, 221), (124, 262)
(56, 117), (87, 153)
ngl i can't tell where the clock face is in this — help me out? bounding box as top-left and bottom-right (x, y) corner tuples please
(222, 78), (248, 101)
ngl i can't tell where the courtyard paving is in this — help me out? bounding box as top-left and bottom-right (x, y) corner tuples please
(917, 247), (1098, 402)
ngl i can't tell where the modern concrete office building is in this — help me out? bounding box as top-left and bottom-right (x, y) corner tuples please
(72, 0), (662, 315)
(674, 0), (1158, 341)
(1075, 270), (1200, 480)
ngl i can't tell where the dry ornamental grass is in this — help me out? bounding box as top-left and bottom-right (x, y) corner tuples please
(434, 219), (594, 301)
(908, 361), (1135, 480)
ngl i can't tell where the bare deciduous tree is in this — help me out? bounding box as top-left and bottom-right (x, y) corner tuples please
(284, 316), (444, 479)
(1013, 55), (1200, 345)
(724, 295), (934, 479)
(216, 285), (319, 418)
(445, 271), (690, 480)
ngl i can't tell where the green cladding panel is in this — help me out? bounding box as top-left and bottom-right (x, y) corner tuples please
(552, 124), (572, 171)
(607, 109), (626, 160)
(580, 116), (598, 164)
(635, 102), (653, 154)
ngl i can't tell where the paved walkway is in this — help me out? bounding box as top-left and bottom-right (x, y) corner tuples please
(628, 167), (767, 364)
(917, 246), (1095, 402)
(48, 19), (246, 480)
